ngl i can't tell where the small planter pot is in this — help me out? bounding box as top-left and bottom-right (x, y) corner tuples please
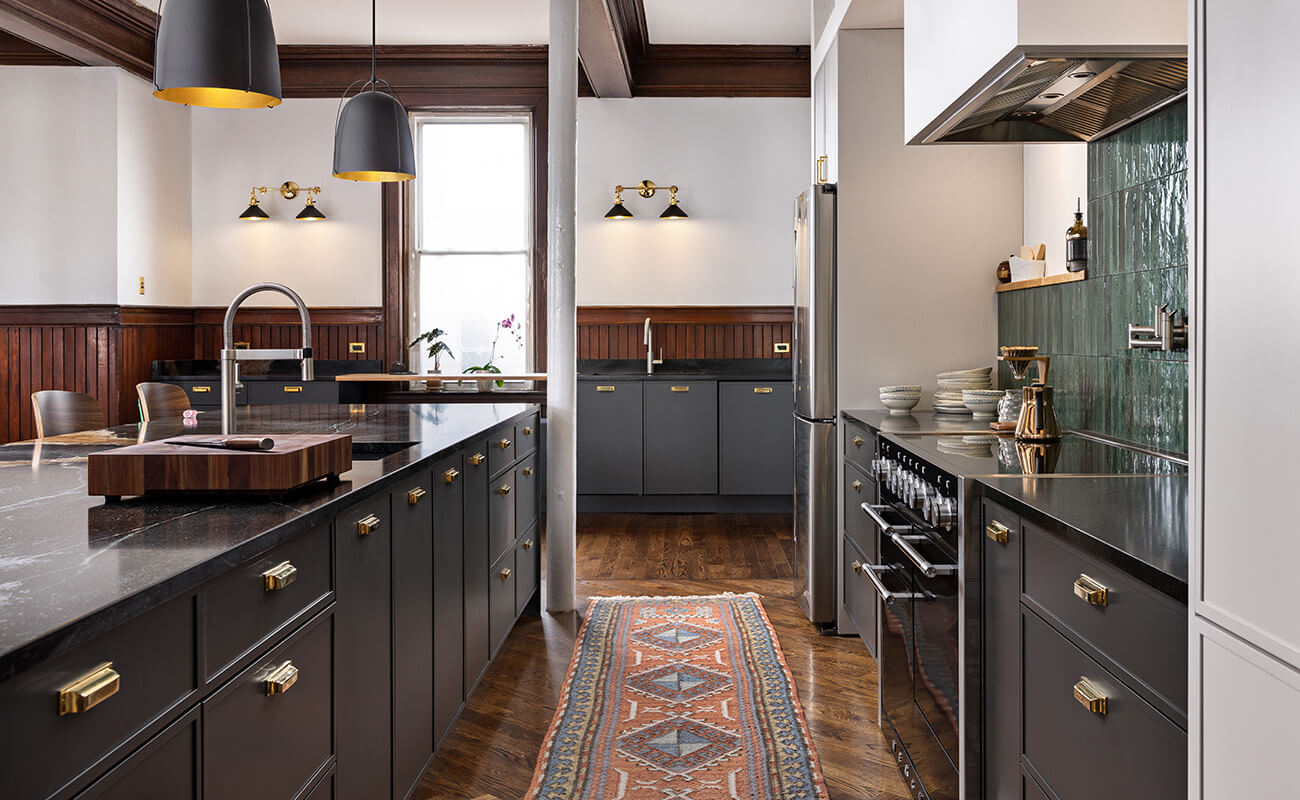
(476, 378), (496, 392)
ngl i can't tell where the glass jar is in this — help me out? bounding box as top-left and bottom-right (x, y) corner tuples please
(997, 389), (1022, 423)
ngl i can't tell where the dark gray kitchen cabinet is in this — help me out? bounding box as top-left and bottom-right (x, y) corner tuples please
(489, 547), (517, 656)
(462, 440), (491, 697)
(488, 467), (516, 565)
(432, 453), (465, 747)
(577, 381), (643, 494)
(246, 381), (340, 405)
(335, 493), (393, 800)
(391, 470), (434, 800)
(719, 381), (793, 495)
(644, 381), (718, 494)
(75, 708), (200, 800)
(981, 499), (1021, 800)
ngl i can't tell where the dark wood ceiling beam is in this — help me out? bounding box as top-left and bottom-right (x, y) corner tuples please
(578, 0), (633, 98)
(0, 0), (153, 77)
(0, 29), (81, 66)
(633, 45), (810, 97)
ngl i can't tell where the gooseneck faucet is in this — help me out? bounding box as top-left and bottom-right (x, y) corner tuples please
(221, 283), (314, 434)
(644, 317), (654, 375)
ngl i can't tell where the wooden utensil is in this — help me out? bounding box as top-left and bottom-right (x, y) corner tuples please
(1033, 243), (1047, 261)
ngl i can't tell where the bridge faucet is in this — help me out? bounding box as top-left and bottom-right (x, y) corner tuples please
(221, 283), (314, 434)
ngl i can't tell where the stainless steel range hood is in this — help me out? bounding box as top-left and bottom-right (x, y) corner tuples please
(916, 50), (1188, 144)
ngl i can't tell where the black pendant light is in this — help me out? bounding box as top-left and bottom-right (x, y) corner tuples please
(332, 0), (416, 182)
(153, 0), (282, 109)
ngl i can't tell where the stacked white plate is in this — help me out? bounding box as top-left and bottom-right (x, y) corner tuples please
(933, 367), (993, 414)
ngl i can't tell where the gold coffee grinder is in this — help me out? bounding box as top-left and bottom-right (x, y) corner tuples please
(998, 346), (1061, 442)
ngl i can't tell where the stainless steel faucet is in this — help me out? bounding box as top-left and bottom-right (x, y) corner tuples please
(221, 283), (314, 433)
(644, 317), (654, 374)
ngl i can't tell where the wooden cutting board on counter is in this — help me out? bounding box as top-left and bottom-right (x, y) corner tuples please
(87, 434), (352, 498)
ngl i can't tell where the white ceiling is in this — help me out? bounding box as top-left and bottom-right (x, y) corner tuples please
(643, 0), (809, 45)
(840, 0), (904, 29)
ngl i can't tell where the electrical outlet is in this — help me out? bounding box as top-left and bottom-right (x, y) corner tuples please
(137, 276), (145, 295)
(348, 342), (366, 354)
(774, 342), (790, 354)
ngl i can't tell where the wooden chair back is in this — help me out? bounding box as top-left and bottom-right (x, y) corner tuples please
(31, 390), (106, 438)
(136, 382), (191, 422)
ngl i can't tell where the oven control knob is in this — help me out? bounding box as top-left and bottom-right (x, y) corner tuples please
(913, 482), (935, 508)
(932, 497), (957, 528)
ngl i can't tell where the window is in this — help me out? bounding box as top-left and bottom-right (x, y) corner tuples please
(410, 114), (533, 376)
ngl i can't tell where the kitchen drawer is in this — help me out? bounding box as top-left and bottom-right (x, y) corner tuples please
(171, 379), (245, 407)
(203, 522), (332, 681)
(515, 523), (539, 615)
(843, 461), (876, 558)
(246, 381), (339, 405)
(515, 414), (539, 457)
(489, 548), (517, 655)
(203, 610), (333, 800)
(843, 537), (877, 655)
(74, 708), (200, 800)
(488, 425), (516, 476)
(515, 453), (538, 536)
(488, 467), (517, 565)
(0, 594), (196, 800)
(1022, 610), (1186, 800)
(1023, 522), (1187, 713)
(844, 419), (874, 473)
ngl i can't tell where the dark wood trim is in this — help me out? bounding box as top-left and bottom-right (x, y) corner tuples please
(382, 183), (407, 369)
(191, 306), (383, 326)
(0, 304), (123, 325)
(634, 45), (811, 97)
(578, 305), (794, 324)
(607, 0), (649, 63)
(118, 306), (198, 326)
(0, 0), (154, 76)
(0, 28), (81, 65)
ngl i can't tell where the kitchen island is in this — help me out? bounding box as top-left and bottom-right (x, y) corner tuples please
(0, 402), (542, 800)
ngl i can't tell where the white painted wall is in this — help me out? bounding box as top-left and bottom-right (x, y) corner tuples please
(189, 99), (383, 308)
(576, 97), (808, 307)
(0, 67), (119, 305)
(115, 71), (192, 306)
(836, 29), (1023, 411)
(1022, 143), (1087, 275)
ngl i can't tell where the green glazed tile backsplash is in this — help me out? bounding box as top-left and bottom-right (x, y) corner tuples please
(998, 100), (1189, 454)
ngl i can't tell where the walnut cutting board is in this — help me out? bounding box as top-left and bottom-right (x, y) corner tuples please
(87, 434), (353, 498)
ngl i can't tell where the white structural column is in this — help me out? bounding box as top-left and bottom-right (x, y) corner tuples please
(545, 0), (579, 613)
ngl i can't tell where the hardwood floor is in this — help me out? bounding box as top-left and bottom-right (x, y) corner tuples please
(415, 513), (910, 800)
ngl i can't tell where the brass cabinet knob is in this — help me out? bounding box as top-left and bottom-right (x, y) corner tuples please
(262, 560), (298, 591)
(357, 514), (382, 536)
(500, 568), (512, 580)
(851, 560), (863, 574)
(985, 521), (1011, 545)
(57, 663), (120, 716)
(1073, 574), (1109, 606)
(523, 426), (533, 436)
(496, 485), (512, 496)
(523, 467), (534, 477)
(1073, 677), (1108, 715)
(524, 539), (534, 550)
(469, 453), (486, 466)
(283, 386), (303, 393)
(497, 438), (512, 449)
(851, 480), (862, 493)
(264, 661), (299, 696)
(407, 487), (427, 505)
(852, 436), (864, 448)
(443, 468), (460, 485)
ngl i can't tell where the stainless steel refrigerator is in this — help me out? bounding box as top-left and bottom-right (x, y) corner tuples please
(793, 184), (837, 627)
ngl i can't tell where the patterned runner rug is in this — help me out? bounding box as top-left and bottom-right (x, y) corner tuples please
(526, 593), (829, 800)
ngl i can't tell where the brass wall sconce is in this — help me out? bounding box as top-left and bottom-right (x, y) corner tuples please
(238, 181), (326, 221)
(605, 179), (688, 220)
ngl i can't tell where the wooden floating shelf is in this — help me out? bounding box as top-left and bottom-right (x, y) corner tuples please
(335, 373), (548, 382)
(996, 270), (1086, 293)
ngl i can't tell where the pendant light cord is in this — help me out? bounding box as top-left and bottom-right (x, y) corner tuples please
(370, 0), (377, 85)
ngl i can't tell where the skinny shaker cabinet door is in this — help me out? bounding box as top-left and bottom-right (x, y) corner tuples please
(462, 441), (491, 697)
(433, 453), (466, 747)
(644, 381), (718, 495)
(577, 381), (643, 494)
(391, 470), (434, 800)
(76, 708), (200, 800)
(720, 381), (793, 495)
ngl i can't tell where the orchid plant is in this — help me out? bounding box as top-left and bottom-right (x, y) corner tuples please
(465, 314), (524, 387)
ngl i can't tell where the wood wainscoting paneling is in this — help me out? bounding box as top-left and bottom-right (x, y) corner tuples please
(191, 307), (384, 363)
(577, 306), (793, 361)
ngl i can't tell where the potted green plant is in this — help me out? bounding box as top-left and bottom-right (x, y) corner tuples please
(465, 314), (523, 391)
(408, 328), (453, 390)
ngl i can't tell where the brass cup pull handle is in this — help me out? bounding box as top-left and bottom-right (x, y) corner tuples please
(986, 521), (1010, 545)
(754, 387), (773, 394)
(596, 385), (616, 392)
(497, 438), (512, 449)
(58, 663), (120, 716)
(443, 468), (460, 484)
(524, 539), (534, 550)
(262, 560), (298, 591)
(851, 560), (863, 574)
(408, 487), (427, 505)
(1073, 677), (1108, 715)
(357, 514), (381, 536)
(500, 568), (512, 580)
(283, 386), (303, 393)
(523, 467), (534, 477)
(670, 385), (690, 393)
(523, 426), (533, 435)
(852, 436), (864, 448)
(191, 385), (211, 393)
(264, 661), (299, 696)
(469, 453), (486, 466)
(1073, 574), (1110, 607)
(496, 485), (512, 496)
(851, 479), (863, 493)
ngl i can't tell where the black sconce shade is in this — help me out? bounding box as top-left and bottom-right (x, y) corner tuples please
(332, 89), (416, 182)
(660, 202), (689, 220)
(239, 203), (270, 221)
(153, 0), (282, 109)
(296, 202), (326, 221)
(605, 203), (634, 219)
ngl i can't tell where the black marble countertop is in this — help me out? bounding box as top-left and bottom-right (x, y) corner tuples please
(578, 358), (792, 381)
(0, 402), (535, 681)
(152, 359), (382, 380)
(843, 409), (996, 435)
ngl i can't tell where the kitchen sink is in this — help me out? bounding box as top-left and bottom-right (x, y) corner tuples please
(351, 441), (418, 461)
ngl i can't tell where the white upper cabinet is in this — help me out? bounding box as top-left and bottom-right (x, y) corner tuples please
(902, 0), (1187, 145)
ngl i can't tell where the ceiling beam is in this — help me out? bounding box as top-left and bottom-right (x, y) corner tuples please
(0, 0), (153, 77)
(577, 0), (632, 98)
(0, 29), (81, 66)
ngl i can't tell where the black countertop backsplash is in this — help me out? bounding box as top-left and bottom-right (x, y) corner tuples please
(152, 359), (382, 380)
(0, 402), (534, 681)
(578, 358), (791, 380)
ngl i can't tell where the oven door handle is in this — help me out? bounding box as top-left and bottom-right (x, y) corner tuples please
(890, 532), (958, 578)
(861, 502), (912, 533)
(856, 557), (922, 606)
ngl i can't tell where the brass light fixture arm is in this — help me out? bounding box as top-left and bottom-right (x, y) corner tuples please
(279, 181), (323, 200)
(614, 179), (679, 199)
(248, 185), (269, 204)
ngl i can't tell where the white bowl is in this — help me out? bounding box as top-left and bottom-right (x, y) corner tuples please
(962, 389), (1004, 400)
(881, 394), (920, 415)
(962, 391), (1001, 419)
(879, 384), (922, 394)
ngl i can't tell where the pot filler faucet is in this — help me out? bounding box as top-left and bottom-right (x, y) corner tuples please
(221, 283), (314, 434)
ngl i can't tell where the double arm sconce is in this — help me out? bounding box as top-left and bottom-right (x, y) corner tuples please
(240, 181), (326, 222)
(605, 179), (688, 220)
